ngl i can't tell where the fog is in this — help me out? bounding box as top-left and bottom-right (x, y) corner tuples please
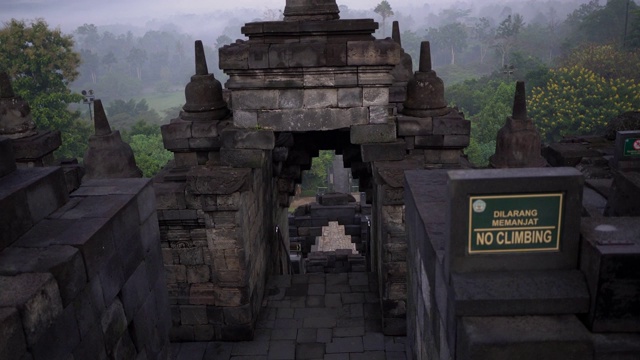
(1, 0), (590, 39)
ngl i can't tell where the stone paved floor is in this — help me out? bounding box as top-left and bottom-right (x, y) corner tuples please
(169, 272), (408, 359)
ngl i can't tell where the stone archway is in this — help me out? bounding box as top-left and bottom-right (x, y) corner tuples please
(154, 0), (469, 341)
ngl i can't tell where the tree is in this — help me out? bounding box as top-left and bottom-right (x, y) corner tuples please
(0, 18), (90, 159)
(473, 17), (494, 64)
(494, 14), (525, 67)
(126, 47), (147, 81)
(529, 65), (640, 141)
(428, 22), (468, 65)
(561, 43), (640, 80)
(374, 1), (394, 37)
(215, 35), (233, 50)
(122, 120), (171, 177)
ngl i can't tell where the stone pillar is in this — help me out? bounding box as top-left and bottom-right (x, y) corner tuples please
(389, 21), (413, 114)
(489, 81), (547, 168)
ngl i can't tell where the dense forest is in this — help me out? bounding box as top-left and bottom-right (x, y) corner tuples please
(1, 0), (639, 177)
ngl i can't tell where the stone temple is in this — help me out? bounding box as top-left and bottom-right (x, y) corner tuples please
(1, 0), (639, 359)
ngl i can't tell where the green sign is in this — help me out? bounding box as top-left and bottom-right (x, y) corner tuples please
(623, 138), (640, 157)
(468, 193), (563, 254)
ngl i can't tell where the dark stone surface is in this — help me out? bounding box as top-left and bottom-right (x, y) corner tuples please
(0, 307), (26, 360)
(350, 123), (397, 145)
(580, 217), (640, 332)
(221, 128), (275, 150)
(0, 136), (16, 177)
(457, 315), (593, 360)
(11, 130), (61, 163)
(604, 170), (640, 216)
(451, 270), (590, 316)
(360, 141), (406, 162)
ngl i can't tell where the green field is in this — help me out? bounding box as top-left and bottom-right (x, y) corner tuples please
(137, 90), (184, 117)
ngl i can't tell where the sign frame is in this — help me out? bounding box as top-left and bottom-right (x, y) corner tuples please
(467, 193), (564, 254)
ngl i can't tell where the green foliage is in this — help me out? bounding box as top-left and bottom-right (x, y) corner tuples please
(122, 120), (171, 177)
(106, 98), (161, 130)
(427, 22), (468, 65)
(301, 150), (335, 193)
(0, 18), (90, 159)
(560, 43), (640, 80)
(529, 65), (640, 142)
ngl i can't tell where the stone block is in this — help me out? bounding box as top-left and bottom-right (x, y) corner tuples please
(153, 182), (186, 210)
(120, 262), (150, 320)
(369, 106), (391, 124)
(190, 283), (216, 306)
(278, 89), (304, 109)
(350, 123), (397, 144)
(432, 116), (471, 135)
(73, 323), (107, 360)
(304, 72), (336, 87)
(326, 43), (348, 66)
(101, 299), (128, 353)
(415, 135), (470, 148)
(224, 304), (253, 325)
(233, 110), (258, 128)
(0, 273), (63, 346)
(220, 148), (267, 168)
(11, 130), (61, 162)
(248, 43), (269, 69)
(180, 305), (208, 325)
(0, 136), (16, 178)
(131, 294), (160, 354)
(423, 149), (461, 164)
(290, 42), (327, 67)
(214, 287), (246, 307)
(347, 39), (401, 66)
(363, 88), (389, 106)
(232, 90), (279, 111)
(219, 42), (249, 69)
(0, 245), (87, 307)
(543, 143), (600, 167)
(258, 108), (368, 132)
(397, 115), (433, 136)
(451, 270), (590, 316)
(456, 315), (593, 360)
(303, 89), (338, 109)
(580, 217), (640, 332)
(592, 333), (640, 360)
(31, 304), (80, 360)
(0, 307), (27, 360)
(73, 276), (105, 336)
(361, 141), (406, 162)
(187, 265), (211, 283)
(221, 128), (275, 150)
(338, 88), (362, 108)
(99, 252), (125, 305)
(186, 167), (251, 195)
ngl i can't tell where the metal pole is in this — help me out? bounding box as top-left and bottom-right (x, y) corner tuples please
(623, 0), (630, 48)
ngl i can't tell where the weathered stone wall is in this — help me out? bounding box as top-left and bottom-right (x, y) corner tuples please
(156, 150), (287, 341)
(0, 139), (169, 360)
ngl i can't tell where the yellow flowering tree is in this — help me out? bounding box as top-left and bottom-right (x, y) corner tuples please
(529, 65), (640, 142)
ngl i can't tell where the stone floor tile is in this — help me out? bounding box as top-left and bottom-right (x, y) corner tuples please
(254, 329), (272, 341)
(325, 294), (342, 308)
(296, 342), (325, 359)
(349, 351), (385, 360)
(324, 354), (349, 360)
(364, 318), (382, 332)
(268, 300), (291, 308)
(231, 341), (269, 356)
(362, 333), (384, 351)
(204, 342), (232, 360)
(277, 308), (294, 319)
(336, 317), (364, 328)
(348, 273), (369, 287)
(306, 295), (325, 308)
(267, 340), (295, 359)
(350, 285), (369, 293)
(256, 319), (275, 329)
(333, 326), (365, 337)
(317, 328), (333, 343)
(177, 341), (208, 360)
(326, 284), (351, 294)
(291, 296), (307, 308)
(304, 317), (337, 328)
(308, 283), (325, 296)
(364, 293), (379, 304)
(268, 275), (291, 288)
(384, 337), (405, 352)
(297, 328), (317, 342)
(292, 274), (309, 284)
(229, 356), (267, 360)
(271, 328), (298, 340)
(385, 351), (407, 360)
(341, 293), (364, 304)
(168, 343), (181, 360)
(274, 318), (302, 329)
(295, 308), (336, 319)
(308, 273), (325, 284)
(325, 273), (348, 287)
(338, 304), (363, 318)
(325, 337), (364, 353)
(286, 284), (308, 297)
